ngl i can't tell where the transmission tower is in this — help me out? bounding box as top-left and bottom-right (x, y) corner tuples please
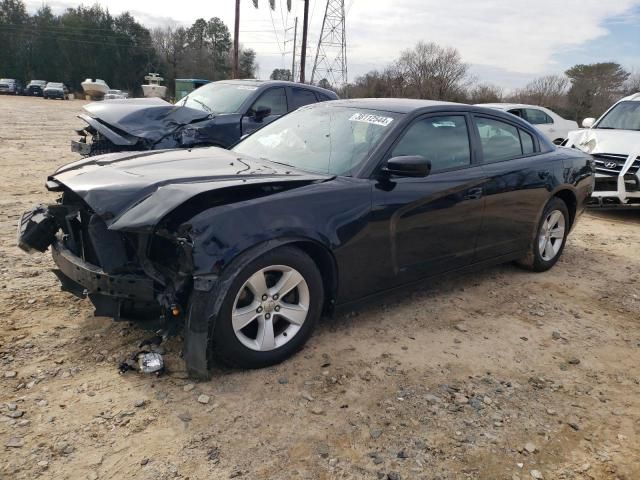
(311, 0), (347, 88)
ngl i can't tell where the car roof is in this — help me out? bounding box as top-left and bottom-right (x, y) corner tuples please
(218, 79), (338, 96)
(324, 98), (463, 113)
(476, 103), (550, 110)
(618, 92), (640, 102)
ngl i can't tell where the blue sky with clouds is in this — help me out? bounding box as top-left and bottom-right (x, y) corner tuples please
(551, 6), (640, 74)
(25, 0), (640, 89)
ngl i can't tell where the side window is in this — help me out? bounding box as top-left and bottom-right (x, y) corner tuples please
(520, 130), (535, 155)
(525, 108), (553, 125)
(291, 88), (318, 110)
(475, 116), (537, 163)
(251, 87), (287, 115)
(391, 115), (471, 173)
(507, 109), (524, 119)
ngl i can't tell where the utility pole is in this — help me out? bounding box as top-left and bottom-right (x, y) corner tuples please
(233, 0), (240, 78)
(299, 0), (309, 83)
(291, 17), (298, 82)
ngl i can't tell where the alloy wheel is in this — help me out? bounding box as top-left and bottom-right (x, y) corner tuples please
(538, 209), (565, 261)
(232, 265), (310, 352)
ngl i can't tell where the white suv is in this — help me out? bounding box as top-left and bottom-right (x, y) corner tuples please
(564, 93), (640, 207)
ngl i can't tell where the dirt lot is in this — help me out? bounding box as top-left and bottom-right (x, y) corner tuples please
(0, 95), (639, 480)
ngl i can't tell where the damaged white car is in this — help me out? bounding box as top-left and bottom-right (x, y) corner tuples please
(563, 92), (640, 207)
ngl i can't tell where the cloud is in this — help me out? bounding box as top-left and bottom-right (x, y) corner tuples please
(346, 0), (640, 74)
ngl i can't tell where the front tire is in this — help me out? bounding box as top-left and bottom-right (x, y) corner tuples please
(211, 247), (324, 369)
(516, 197), (569, 272)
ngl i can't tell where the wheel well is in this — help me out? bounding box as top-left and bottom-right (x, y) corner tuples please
(554, 189), (577, 227)
(290, 241), (338, 315)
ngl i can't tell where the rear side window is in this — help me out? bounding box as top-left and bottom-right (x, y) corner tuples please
(291, 88), (318, 110)
(391, 115), (471, 173)
(525, 108), (553, 125)
(252, 87), (288, 115)
(520, 130), (535, 155)
(475, 117), (536, 163)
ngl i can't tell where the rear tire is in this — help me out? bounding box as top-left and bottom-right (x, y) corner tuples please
(516, 197), (569, 272)
(210, 247), (323, 369)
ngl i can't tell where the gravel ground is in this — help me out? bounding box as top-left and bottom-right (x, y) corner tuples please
(1, 95), (639, 480)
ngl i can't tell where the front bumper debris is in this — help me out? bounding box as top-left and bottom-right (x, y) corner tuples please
(70, 140), (91, 155)
(17, 206), (58, 253)
(51, 239), (155, 301)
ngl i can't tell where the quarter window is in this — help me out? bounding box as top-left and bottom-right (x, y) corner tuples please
(291, 88), (318, 110)
(475, 116), (537, 163)
(391, 115), (471, 173)
(525, 109), (553, 125)
(520, 130), (535, 155)
(251, 87), (287, 116)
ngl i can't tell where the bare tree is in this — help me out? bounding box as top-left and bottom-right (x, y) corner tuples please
(395, 41), (469, 100)
(467, 83), (503, 104)
(511, 75), (569, 109)
(623, 72), (640, 95)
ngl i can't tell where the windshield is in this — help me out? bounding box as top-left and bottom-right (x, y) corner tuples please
(0, 79), (14, 83)
(232, 104), (400, 175)
(47, 83), (62, 88)
(176, 82), (257, 114)
(596, 101), (640, 131)
(30, 80), (46, 85)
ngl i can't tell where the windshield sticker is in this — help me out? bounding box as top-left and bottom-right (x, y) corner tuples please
(349, 113), (393, 127)
(237, 86), (258, 91)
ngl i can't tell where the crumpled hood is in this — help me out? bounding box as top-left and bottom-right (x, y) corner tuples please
(566, 128), (640, 156)
(82, 98), (211, 142)
(49, 147), (331, 231)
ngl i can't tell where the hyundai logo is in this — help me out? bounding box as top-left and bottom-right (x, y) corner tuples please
(604, 161), (618, 169)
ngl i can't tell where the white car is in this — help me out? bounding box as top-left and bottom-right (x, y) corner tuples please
(563, 92), (640, 207)
(476, 103), (578, 145)
(103, 89), (128, 100)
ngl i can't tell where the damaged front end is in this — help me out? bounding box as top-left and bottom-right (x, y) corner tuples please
(19, 147), (333, 377)
(71, 99), (217, 157)
(17, 187), (193, 331)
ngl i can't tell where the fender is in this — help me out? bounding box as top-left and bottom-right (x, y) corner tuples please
(183, 236), (338, 378)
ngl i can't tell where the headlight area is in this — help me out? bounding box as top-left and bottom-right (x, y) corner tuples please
(18, 194), (197, 331)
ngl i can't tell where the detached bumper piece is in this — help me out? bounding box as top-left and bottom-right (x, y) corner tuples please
(70, 139), (92, 155)
(51, 240), (155, 302)
(17, 206), (58, 253)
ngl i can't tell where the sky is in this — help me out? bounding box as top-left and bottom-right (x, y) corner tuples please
(25, 0), (640, 90)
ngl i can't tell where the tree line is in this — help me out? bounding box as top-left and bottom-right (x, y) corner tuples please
(0, 0), (257, 96)
(2, 0), (638, 117)
(343, 41), (640, 121)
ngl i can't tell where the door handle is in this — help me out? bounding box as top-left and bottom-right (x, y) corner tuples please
(463, 187), (483, 200)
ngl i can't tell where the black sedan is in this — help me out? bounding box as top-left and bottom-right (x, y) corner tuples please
(72, 79), (338, 156)
(18, 99), (594, 377)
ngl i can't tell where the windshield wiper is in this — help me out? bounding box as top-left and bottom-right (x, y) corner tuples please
(189, 98), (213, 114)
(259, 157), (294, 168)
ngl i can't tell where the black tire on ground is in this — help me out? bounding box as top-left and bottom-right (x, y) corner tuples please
(210, 246), (324, 369)
(516, 197), (570, 272)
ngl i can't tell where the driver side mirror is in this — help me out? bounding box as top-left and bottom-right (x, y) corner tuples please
(582, 117), (595, 128)
(252, 106), (272, 122)
(383, 155), (431, 178)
